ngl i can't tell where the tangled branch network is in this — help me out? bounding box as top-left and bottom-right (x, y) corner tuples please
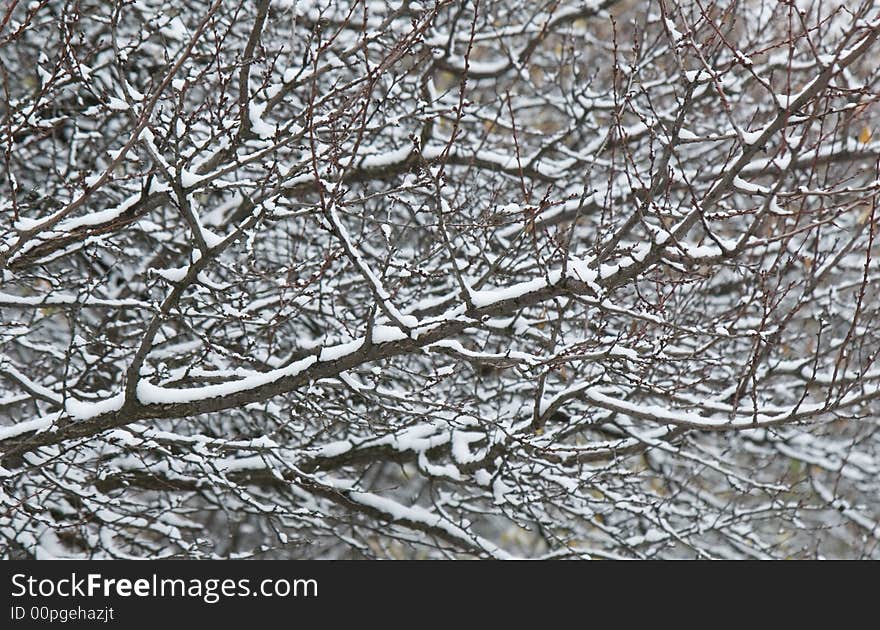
(2, 0), (880, 558)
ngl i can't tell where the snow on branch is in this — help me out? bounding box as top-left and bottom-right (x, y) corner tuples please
(2, 0), (880, 559)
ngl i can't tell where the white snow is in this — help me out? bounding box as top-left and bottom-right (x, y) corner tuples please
(451, 430), (484, 464)
(732, 176), (770, 194)
(151, 265), (189, 283)
(359, 145), (412, 168)
(65, 393), (125, 420)
(107, 97), (130, 111)
(137, 355), (318, 405)
(248, 101), (277, 139)
(739, 125), (769, 145)
(0, 415), (57, 440)
(179, 169), (205, 188)
(664, 18), (683, 43)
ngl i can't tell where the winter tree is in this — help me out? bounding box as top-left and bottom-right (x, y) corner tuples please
(2, 0), (880, 559)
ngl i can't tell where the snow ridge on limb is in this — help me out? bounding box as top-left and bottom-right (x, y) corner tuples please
(4, 0), (880, 559)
